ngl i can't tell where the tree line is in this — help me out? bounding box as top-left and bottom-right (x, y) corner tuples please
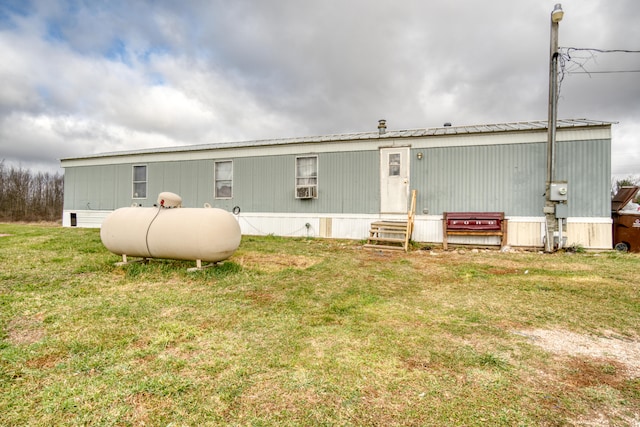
(0, 161), (64, 222)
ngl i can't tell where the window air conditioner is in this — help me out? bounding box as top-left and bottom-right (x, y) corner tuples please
(296, 186), (317, 199)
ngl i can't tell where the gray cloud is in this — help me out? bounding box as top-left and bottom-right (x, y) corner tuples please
(0, 0), (638, 176)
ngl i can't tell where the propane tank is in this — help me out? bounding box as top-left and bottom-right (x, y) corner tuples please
(100, 193), (241, 263)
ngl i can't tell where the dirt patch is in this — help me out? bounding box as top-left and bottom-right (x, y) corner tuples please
(516, 329), (640, 426)
(486, 268), (520, 275)
(25, 352), (67, 369)
(563, 358), (628, 389)
(244, 290), (276, 305)
(233, 252), (321, 273)
(0, 234), (12, 237)
(6, 315), (46, 345)
(515, 329), (640, 379)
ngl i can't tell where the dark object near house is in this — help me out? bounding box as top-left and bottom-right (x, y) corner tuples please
(442, 212), (508, 250)
(612, 186), (640, 252)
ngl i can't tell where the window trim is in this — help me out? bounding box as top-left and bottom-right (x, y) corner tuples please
(214, 160), (233, 199)
(132, 164), (147, 199)
(295, 155), (318, 199)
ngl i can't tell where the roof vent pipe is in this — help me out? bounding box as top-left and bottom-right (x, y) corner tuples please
(378, 119), (387, 135)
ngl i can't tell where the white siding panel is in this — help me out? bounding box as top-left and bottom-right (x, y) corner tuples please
(237, 215), (319, 238)
(566, 218), (612, 249)
(507, 220), (544, 247)
(330, 218), (372, 240)
(412, 216), (444, 242)
(62, 210), (111, 228)
(62, 209), (611, 250)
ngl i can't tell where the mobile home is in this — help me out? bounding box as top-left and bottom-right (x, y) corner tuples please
(60, 119), (613, 249)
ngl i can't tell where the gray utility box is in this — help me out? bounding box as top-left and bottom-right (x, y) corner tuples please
(550, 182), (568, 201)
(555, 203), (568, 219)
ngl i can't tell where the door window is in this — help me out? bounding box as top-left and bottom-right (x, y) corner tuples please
(389, 153), (401, 176)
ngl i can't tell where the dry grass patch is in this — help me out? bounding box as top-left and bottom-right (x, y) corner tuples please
(6, 315), (46, 345)
(564, 358), (629, 389)
(232, 251), (321, 272)
(515, 329), (640, 426)
(517, 329), (640, 379)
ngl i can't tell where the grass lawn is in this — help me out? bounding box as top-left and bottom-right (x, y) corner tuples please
(1, 223), (639, 426)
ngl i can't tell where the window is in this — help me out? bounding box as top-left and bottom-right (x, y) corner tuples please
(388, 153), (401, 177)
(214, 160), (233, 199)
(295, 156), (318, 199)
(132, 165), (147, 198)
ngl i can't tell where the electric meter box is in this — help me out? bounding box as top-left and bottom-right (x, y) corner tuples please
(550, 182), (568, 201)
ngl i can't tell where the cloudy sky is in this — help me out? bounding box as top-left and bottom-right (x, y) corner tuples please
(0, 0), (638, 177)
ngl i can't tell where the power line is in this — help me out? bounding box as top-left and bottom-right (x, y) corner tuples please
(567, 70), (640, 74)
(556, 46), (640, 92)
(561, 47), (640, 54)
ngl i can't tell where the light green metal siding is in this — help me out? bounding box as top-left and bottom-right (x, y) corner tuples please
(62, 168), (77, 208)
(210, 151), (379, 214)
(322, 151), (379, 213)
(411, 138), (610, 216)
(63, 153), (380, 214)
(64, 165), (123, 210)
(114, 164), (132, 206)
(96, 165), (117, 209)
(239, 155), (291, 212)
(556, 139), (611, 217)
(63, 161), (210, 210)
(411, 143), (546, 215)
(147, 160), (212, 207)
(62, 133), (610, 218)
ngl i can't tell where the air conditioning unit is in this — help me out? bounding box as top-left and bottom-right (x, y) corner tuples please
(296, 185), (317, 199)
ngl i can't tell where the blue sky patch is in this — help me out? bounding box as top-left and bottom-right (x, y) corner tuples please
(0, 0), (34, 29)
(105, 38), (131, 65)
(45, 20), (67, 43)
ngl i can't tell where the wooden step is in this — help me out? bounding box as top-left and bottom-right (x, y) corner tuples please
(367, 220), (410, 251)
(371, 228), (407, 234)
(370, 226), (407, 233)
(365, 189), (417, 252)
(363, 243), (406, 251)
(367, 237), (406, 244)
(369, 230), (406, 236)
(371, 221), (408, 229)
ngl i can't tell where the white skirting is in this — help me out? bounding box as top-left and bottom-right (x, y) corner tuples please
(62, 210), (613, 249)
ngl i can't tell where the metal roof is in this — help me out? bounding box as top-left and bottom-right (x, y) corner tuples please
(61, 118), (614, 161)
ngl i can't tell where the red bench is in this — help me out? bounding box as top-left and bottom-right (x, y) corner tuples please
(442, 212), (508, 250)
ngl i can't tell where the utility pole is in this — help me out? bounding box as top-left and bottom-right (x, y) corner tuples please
(544, 3), (564, 253)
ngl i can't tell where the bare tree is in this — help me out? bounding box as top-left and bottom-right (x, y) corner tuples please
(0, 161), (64, 222)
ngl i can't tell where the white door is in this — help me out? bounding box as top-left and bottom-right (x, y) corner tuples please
(380, 147), (410, 213)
